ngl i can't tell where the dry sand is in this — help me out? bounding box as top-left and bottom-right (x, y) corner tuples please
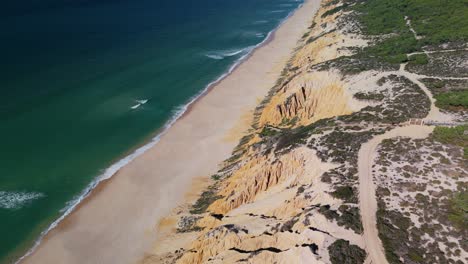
(21, 1), (321, 263)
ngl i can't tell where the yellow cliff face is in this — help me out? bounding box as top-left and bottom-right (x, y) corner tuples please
(176, 147), (335, 264)
(207, 147), (321, 215)
(145, 0), (371, 263)
(254, 0), (363, 130)
(290, 0), (350, 70)
(177, 227), (324, 264)
(292, 31), (343, 68)
(259, 71), (352, 127)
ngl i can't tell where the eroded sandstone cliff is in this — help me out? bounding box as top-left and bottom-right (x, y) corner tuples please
(140, 0), (467, 263)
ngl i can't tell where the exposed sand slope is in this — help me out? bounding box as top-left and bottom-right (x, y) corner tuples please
(147, 0), (465, 262)
(258, 71), (355, 127)
(20, 1), (321, 264)
(146, 1), (376, 263)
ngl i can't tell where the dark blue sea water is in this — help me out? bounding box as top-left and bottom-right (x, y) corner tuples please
(0, 0), (303, 262)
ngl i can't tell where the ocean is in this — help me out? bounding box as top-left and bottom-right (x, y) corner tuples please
(0, 0), (303, 262)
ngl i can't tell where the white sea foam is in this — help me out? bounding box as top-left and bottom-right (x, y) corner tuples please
(270, 9), (286, 13)
(16, 3), (304, 263)
(0, 191), (45, 210)
(136, 99), (148, 105)
(205, 54), (223, 60)
(238, 30), (267, 39)
(252, 20), (268, 24)
(204, 46), (253, 60)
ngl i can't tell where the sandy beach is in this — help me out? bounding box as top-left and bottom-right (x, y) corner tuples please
(21, 1), (320, 263)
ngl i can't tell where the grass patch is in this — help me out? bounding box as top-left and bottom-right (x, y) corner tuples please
(408, 53), (428, 65)
(367, 33), (420, 63)
(279, 116), (299, 127)
(190, 187), (223, 214)
(356, 0), (468, 44)
(424, 79), (446, 89)
(432, 125), (468, 158)
(447, 191), (468, 230)
(355, 0), (408, 35)
(259, 126), (280, 138)
(434, 90), (468, 110)
(322, 3), (349, 18)
(354, 0), (418, 62)
(354, 0), (468, 63)
(324, 0), (340, 8)
(275, 118), (335, 152)
(405, 0), (468, 45)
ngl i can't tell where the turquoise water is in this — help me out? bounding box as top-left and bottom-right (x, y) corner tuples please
(0, 0), (301, 262)
(0, 0), (303, 262)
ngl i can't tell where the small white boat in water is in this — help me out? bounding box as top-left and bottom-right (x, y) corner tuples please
(131, 99), (148, 110)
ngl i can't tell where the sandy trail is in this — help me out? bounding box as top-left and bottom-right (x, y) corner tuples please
(404, 16), (421, 40)
(359, 125), (434, 264)
(358, 57), (453, 263)
(20, 1), (321, 264)
(397, 63), (448, 122)
(407, 48), (468, 57)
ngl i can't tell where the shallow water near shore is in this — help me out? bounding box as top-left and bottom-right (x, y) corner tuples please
(0, 0), (303, 262)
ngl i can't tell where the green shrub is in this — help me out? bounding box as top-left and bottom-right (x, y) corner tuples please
(432, 125), (468, 158)
(354, 0), (468, 63)
(331, 186), (355, 202)
(354, 0), (407, 35)
(259, 126), (280, 138)
(321, 3), (349, 18)
(408, 53), (428, 64)
(211, 174), (221, 181)
(408, 251), (424, 262)
(447, 191), (468, 230)
(356, 0), (468, 45)
(354, 92), (385, 101)
(328, 239), (366, 264)
(190, 187), (222, 214)
(367, 34), (419, 63)
(434, 90), (468, 109)
(405, 0), (468, 45)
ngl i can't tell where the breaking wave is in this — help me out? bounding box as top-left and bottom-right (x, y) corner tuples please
(0, 191), (45, 210)
(16, 2), (304, 263)
(205, 46), (254, 60)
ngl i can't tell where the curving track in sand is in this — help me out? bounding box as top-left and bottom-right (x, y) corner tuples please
(358, 125), (434, 264)
(357, 54), (458, 263)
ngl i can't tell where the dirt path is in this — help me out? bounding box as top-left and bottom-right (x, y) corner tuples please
(359, 125), (434, 264)
(404, 16), (422, 40)
(358, 55), (454, 263)
(407, 48), (468, 57)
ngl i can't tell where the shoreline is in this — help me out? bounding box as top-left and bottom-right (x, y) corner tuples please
(13, 5), (302, 264)
(20, 0), (320, 263)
